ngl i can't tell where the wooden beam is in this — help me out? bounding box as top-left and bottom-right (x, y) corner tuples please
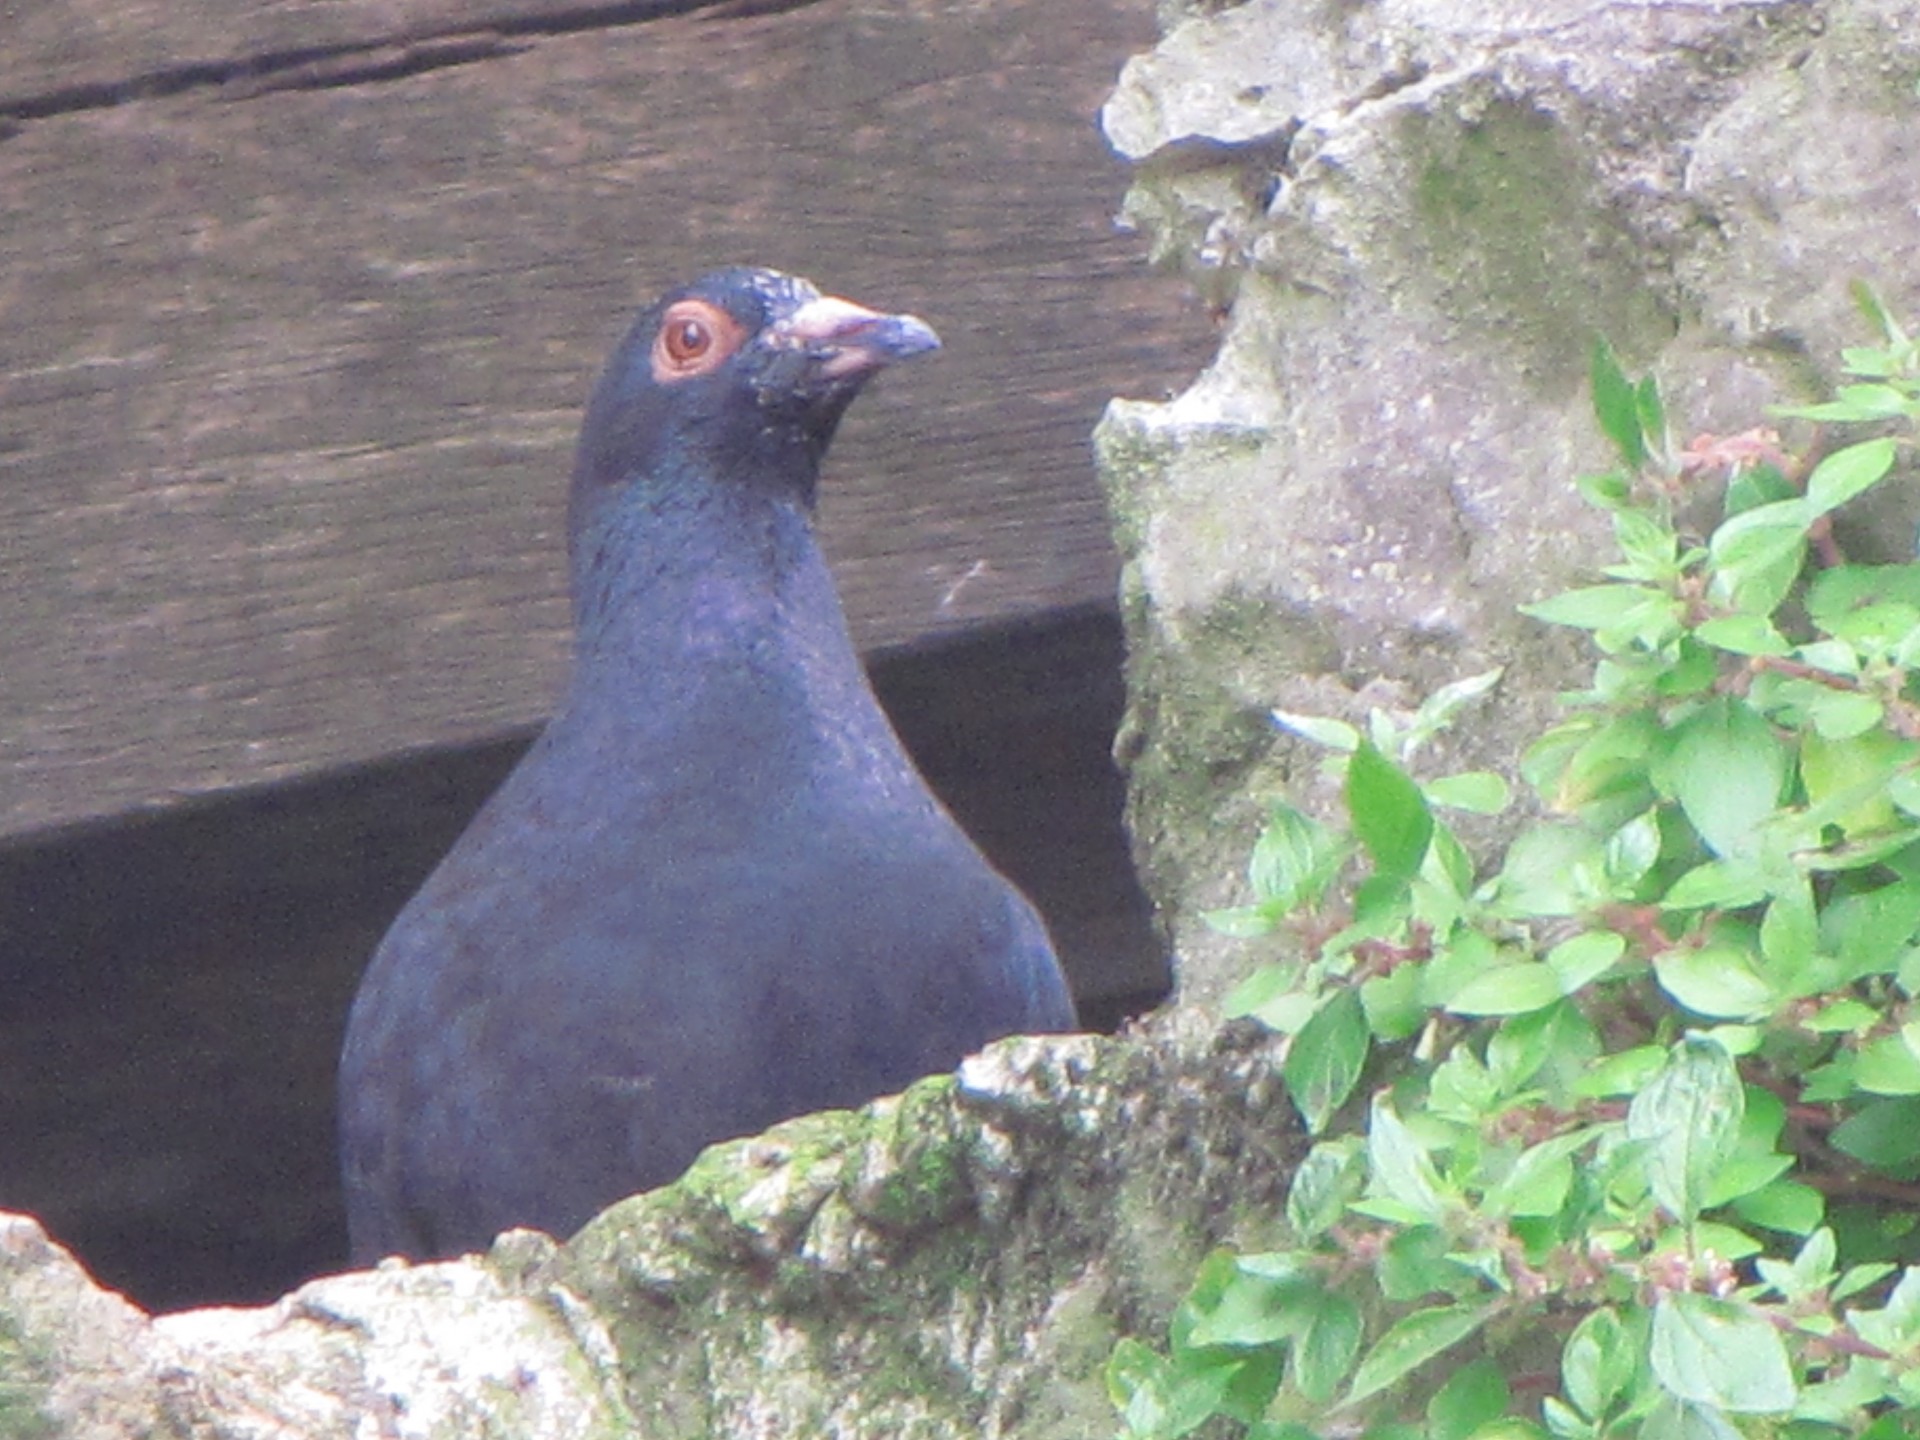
(0, 0), (1208, 840)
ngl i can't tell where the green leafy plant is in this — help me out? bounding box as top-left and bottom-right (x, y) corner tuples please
(1111, 285), (1920, 1439)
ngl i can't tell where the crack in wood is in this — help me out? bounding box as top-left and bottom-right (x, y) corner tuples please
(0, 0), (747, 126)
(215, 35), (528, 101)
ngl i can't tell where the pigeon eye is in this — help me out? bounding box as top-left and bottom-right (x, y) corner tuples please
(665, 319), (709, 362)
(651, 300), (744, 381)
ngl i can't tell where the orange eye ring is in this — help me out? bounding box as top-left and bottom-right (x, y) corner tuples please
(650, 299), (746, 381)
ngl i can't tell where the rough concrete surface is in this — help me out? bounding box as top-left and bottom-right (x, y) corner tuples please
(1097, 0), (1920, 1005)
(2, 1024), (1300, 1439)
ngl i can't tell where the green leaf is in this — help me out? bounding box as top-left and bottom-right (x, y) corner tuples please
(1656, 638), (1720, 697)
(1367, 1095), (1447, 1223)
(1223, 966), (1318, 1032)
(1570, 1044), (1666, 1098)
(1578, 469), (1633, 509)
(1546, 931), (1627, 991)
(1526, 710), (1661, 809)
(1203, 902), (1283, 938)
(1830, 876), (1920, 979)
(1246, 803), (1349, 912)
(1795, 636), (1863, 676)
(1724, 461), (1797, 516)
(1348, 740), (1434, 883)
(1730, 1177), (1823, 1235)
(1653, 945), (1774, 1021)
(1408, 669), (1505, 751)
(1377, 1224), (1464, 1300)
(1444, 963), (1565, 1017)
(1832, 1259), (1899, 1302)
(1635, 374), (1667, 458)
(1659, 697), (1790, 860)
(1708, 501), (1808, 615)
(1710, 497), (1809, 565)
(1660, 858), (1770, 911)
(1292, 1290), (1362, 1403)
(1495, 824), (1605, 917)
(1805, 687), (1891, 742)
(1806, 437), (1898, 516)
(1854, 1268), (1920, 1373)
(1827, 597), (1920, 653)
(1892, 769), (1920, 818)
(1650, 1292), (1796, 1413)
(1287, 1140), (1364, 1240)
(1697, 1023), (1760, 1058)
(1851, 279), (1910, 347)
(1699, 1146), (1790, 1209)
(1640, 1395), (1746, 1440)
(1627, 1035), (1745, 1221)
(1428, 1357), (1510, 1440)
(1693, 613), (1791, 657)
(1487, 1000), (1597, 1093)
(1608, 507), (1679, 582)
(1603, 810), (1661, 891)
(1284, 989), (1371, 1134)
(1107, 1338), (1234, 1440)
(1808, 561), (1920, 627)
(1854, 1030), (1920, 1096)
(1773, 1226), (1838, 1298)
(1272, 709), (1360, 751)
(1486, 1128), (1596, 1219)
(1791, 388), (1915, 425)
(1561, 1307), (1638, 1421)
(1425, 824), (1476, 899)
(1800, 1054), (1859, 1103)
(1427, 1047), (1499, 1121)
(1351, 871), (1413, 927)
(1837, 830), (1920, 882)
(1521, 584), (1668, 631)
(1801, 728), (1904, 835)
(1186, 1256), (1317, 1348)
(1105, 1338), (1159, 1426)
(1344, 1301), (1499, 1407)
(1759, 876), (1818, 982)
(1464, 1420), (1549, 1440)
(1360, 963), (1426, 1041)
(1427, 771), (1512, 814)
(1591, 337), (1648, 469)
(1803, 997), (1878, 1033)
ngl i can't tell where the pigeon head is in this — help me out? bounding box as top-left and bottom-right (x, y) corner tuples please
(568, 267), (939, 555)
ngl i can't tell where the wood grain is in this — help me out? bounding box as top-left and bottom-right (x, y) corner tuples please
(0, 0), (1208, 840)
(0, 0), (712, 105)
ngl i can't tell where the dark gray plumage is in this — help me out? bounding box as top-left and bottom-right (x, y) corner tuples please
(338, 267), (1075, 1263)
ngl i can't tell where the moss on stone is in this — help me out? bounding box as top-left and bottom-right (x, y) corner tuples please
(1116, 584), (1332, 923)
(1819, 11), (1920, 112)
(1405, 99), (1675, 390)
(0, 1320), (55, 1440)
(846, 1080), (973, 1232)
(1094, 400), (1274, 562)
(540, 1031), (1306, 1438)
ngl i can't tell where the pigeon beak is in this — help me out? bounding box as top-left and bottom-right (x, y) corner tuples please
(779, 296), (941, 380)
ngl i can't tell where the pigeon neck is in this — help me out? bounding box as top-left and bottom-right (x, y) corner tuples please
(564, 476), (868, 702)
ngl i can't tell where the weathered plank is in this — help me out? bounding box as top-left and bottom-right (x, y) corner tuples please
(0, 2), (755, 108)
(0, 0), (1207, 840)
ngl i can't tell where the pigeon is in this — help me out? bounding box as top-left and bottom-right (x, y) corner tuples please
(338, 266), (1076, 1263)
